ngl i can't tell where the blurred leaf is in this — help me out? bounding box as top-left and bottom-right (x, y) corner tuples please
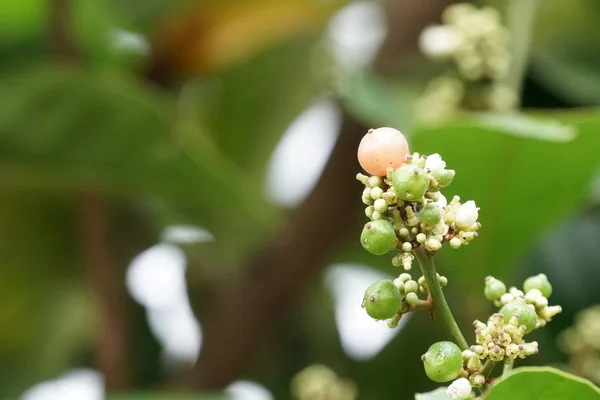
(411, 109), (600, 287)
(415, 387), (452, 400)
(533, 50), (600, 105)
(341, 71), (419, 133)
(209, 36), (320, 177)
(0, 64), (273, 249)
(0, 0), (44, 46)
(485, 367), (600, 399)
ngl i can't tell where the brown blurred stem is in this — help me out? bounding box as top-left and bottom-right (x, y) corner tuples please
(77, 192), (132, 390)
(48, 0), (132, 390)
(184, 0), (453, 390)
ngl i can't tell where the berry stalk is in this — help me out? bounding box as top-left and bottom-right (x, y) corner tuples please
(415, 247), (468, 350)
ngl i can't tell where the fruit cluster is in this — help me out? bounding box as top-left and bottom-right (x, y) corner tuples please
(357, 127), (480, 327)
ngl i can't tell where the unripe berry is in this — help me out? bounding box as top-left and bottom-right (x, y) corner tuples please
(357, 127), (410, 176)
(523, 274), (552, 298)
(392, 165), (430, 201)
(361, 220), (398, 255)
(484, 277), (507, 301)
(422, 341), (463, 382)
(363, 280), (402, 320)
(419, 203), (442, 225)
(500, 299), (538, 333)
(434, 169), (455, 187)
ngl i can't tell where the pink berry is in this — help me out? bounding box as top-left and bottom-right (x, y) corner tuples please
(357, 127), (410, 176)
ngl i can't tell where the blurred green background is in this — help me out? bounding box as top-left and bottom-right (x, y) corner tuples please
(2, 0), (600, 399)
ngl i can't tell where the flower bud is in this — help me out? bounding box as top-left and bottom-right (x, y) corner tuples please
(406, 292), (419, 305)
(370, 186), (384, 199)
(419, 203), (443, 225)
(455, 200), (479, 230)
(363, 280), (402, 320)
(449, 237), (462, 249)
(361, 220), (398, 255)
(405, 280), (419, 293)
(373, 198), (388, 213)
(392, 165), (430, 201)
(446, 377), (472, 400)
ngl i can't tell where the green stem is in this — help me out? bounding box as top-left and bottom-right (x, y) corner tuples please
(414, 248), (468, 350)
(504, 0), (539, 106)
(502, 359), (514, 376)
(479, 360), (497, 394)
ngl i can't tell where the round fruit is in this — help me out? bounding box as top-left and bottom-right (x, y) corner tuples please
(357, 127), (410, 176)
(500, 299), (538, 333)
(360, 220), (398, 255)
(363, 280), (402, 320)
(422, 341), (463, 382)
(392, 165), (430, 201)
(523, 274), (552, 298)
(484, 277), (507, 301)
(419, 203), (442, 225)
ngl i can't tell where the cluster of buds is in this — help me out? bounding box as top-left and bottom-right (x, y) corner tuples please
(415, 3), (516, 122)
(291, 364), (357, 400)
(462, 313), (539, 387)
(559, 305), (600, 384)
(358, 152), (481, 272)
(485, 274), (562, 328)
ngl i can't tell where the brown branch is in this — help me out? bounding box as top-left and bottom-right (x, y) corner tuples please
(77, 192), (132, 390)
(47, 0), (79, 60)
(47, 0), (133, 389)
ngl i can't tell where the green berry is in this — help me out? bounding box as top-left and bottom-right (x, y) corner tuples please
(434, 169), (455, 187)
(523, 274), (552, 298)
(484, 277), (507, 301)
(363, 280), (402, 320)
(361, 220), (398, 255)
(500, 299), (538, 333)
(422, 341), (462, 382)
(392, 165), (430, 201)
(419, 203), (442, 225)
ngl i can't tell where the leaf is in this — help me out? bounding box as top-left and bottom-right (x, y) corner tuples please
(0, 65), (273, 250)
(485, 367), (600, 400)
(415, 387), (452, 400)
(411, 109), (600, 286)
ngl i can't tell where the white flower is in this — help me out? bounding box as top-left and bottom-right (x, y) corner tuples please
(419, 25), (461, 59)
(447, 378), (472, 399)
(425, 153), (447, 172)
(455, 200), (479, 229)
(434, 193), (448, 208)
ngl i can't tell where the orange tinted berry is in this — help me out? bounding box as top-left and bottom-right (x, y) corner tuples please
(357, 127), (410, 176)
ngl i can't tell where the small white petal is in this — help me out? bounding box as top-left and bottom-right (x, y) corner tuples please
(455, 200), (479, 229)
(419, 25), (461, 58)
(447, 377), (472, 399)
(434, 194), (448, 208)
(425, 153), (447, 172)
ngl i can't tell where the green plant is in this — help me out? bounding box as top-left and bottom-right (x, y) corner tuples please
(355, 127), (599, 399)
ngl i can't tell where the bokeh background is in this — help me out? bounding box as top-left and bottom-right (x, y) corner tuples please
(2, 0), (600, 399)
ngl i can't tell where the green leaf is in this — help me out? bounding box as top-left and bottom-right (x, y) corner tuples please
(0, 65), (273, 251)
(485, 367), (600, 399)
(411, 109), (600, 285)
(209, 36), (320, 178)
(415, 387), (452, 400)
